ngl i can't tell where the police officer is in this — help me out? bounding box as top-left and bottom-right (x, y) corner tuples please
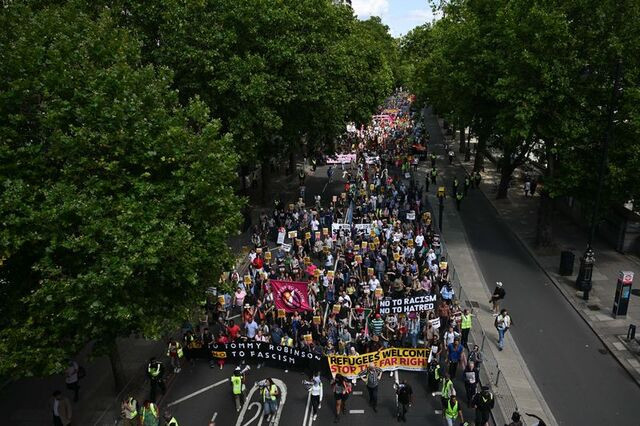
(231, 367), (245, 412)
(464, 175), (471, 195)
(427, 358), (442, 392)
(455, 191), (463, 211)
(472, 385), (494, 426)
(452, 178), (459, 195)
(430, 168), (437, 185)
(431, 153), (437, 168)
(146, 357), (166, 402)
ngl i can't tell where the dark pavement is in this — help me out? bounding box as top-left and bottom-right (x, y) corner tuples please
(422, 107), (640, 426)
(161, 361), (476, 426)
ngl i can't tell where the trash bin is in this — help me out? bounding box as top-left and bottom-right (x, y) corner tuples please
(559, 251), (575, 276)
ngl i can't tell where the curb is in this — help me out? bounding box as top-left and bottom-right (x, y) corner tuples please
(457, 157), (640, 389)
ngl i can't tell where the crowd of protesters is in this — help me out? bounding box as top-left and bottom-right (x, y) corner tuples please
(144, 92), (499, 425)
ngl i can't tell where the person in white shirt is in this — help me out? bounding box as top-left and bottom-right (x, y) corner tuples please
(496, 309), (512, 351)
(310, 217), (320, 232)
(368, 276), (380, 293)
(415, 232), (424, 248)
(303, 374), (323, 421)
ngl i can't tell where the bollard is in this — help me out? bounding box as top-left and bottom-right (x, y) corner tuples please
(627, 324), (636, 342)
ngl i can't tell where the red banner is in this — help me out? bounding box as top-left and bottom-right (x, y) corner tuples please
(270, 280), (312, 312)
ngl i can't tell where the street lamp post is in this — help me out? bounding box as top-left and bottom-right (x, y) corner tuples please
(576, 59), (622, 301)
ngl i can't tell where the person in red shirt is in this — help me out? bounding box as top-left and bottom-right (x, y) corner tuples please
(216, 332), (229, 369)
(227, 319), (241, 341)
(252, 256), (264, 270)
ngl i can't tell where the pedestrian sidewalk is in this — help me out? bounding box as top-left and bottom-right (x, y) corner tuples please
(449, 128), (640, 387)
(421, 108), (558, 426)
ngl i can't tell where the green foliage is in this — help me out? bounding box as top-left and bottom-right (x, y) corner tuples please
(0, 3), (242, 376)
(404, 0), (640, 209)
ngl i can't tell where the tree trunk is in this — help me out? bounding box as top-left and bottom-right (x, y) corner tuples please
(459, 124), (466, 153)
(536, 189), (554, 246)
(261, 159), (271, 203)
(108, 340), (126, 393)
(496, 161), (515, 199)
(536, 140), (556, 246)
(473, 133), (486, 172)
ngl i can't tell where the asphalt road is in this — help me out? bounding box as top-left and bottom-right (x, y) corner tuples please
(160, 360), (476, 426)
(422, 108), (640, 426)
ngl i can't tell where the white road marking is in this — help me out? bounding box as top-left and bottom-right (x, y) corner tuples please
(167, 378), (229, 407)
(242, 402), (262, 426)
(236, 379), (288, 426)
(349, 410), (365, 414)
(302, 390), (311, 426)
(352, 391), (363, 395)
(211, 412), (218, 422)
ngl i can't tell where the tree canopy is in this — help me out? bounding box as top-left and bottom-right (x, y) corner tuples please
(0, 3), (242, 378)
(403, 0), (640, 245)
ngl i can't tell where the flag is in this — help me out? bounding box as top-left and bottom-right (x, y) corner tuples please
(270, 280), (312, 312)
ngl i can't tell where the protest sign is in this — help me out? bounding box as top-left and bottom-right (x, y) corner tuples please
(277, 228), (285, 245)
(407, 211), (416, 221)
(271, 280), (312, 312)
(282, 243), (292, 253)
(328, 347), (429, 379)
(354, 223), (372, 234)
(428, 318), (440, 329)
(288, 230), (297, 239)
(379, 295), (437, 315)
(313, 315), (322, 325)
(277, 309), (286, 319)
(211, 342), (322, 368)
(265, 251), (272, 260)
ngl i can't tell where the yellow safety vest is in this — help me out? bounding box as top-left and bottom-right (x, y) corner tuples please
(124, 397), (137, 419)
(262, 384), (278, 401)
(167, 416), (179, 426)
(142, 403), (158, 420)
(445, 400), (459, 419)
(441, 379), (453, 398)
(231, 375), (242, 395)
(147, 362), (161, 378)
(167, 342), (184, 358)
(461, 314), (472, 330)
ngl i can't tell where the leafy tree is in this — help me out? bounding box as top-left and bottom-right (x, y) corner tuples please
(0, 3), (242, 387)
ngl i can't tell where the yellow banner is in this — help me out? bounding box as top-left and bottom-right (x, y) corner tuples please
(328, 347), (429, 379)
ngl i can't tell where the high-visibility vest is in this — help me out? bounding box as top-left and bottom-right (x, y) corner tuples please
(148, 362), (161, 378)
(167, 343), (184, 358)
(262, 384), (278, 402)
(142, 403), (158, 420)
(281, 337), (293, 347)
(441, 379), (454, 398)
(461, 314), (472, 330)
(231, 375), (243, 395)
(167, 416), (179, 426)
(124, 397), (137, 419)
(445, 400), (459, 419)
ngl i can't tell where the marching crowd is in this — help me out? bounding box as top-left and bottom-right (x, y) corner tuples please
(130, 92), (508, 426)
